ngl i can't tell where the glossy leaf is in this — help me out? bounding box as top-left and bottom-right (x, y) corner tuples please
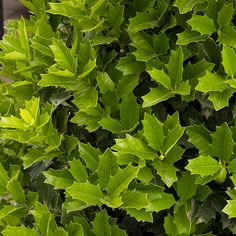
(186, 155), (221, 176)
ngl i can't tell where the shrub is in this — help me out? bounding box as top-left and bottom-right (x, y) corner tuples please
(0, 0), (236, 235)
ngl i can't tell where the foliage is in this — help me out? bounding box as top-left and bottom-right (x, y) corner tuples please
(1, 0), (236, 235)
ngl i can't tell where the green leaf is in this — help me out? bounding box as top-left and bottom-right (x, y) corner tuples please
(96, 72), (115, 94)
(217, 3), (234, 30)
(208, 89), (234, 111)
(129, 13), (157, 32)
(146, 192), (175, 212)
(97, 149), (118, 188)
(168, 47), (184, 88)
(0, 163), (9, 188)
(116, 54), (145, 75)
(90, 0), (106, 17)
(177, 29), (208, 45)
(78, 142), (100, 172)
(22, 149), (61, 169)
(196, 71), (228, 92)
(125, 208), (153, 222)
(43, 169), (74, 190)
(142, 86), (173, 107)
(187, 14), (216, 35)
(174, 0), (205, 14)
(66, 181), (104, 206)
(91, 210), (111, 236)
(222, 200), (236, 218)
(18, 18), (30, 59)
(173, 203), (191, 235)
(154, 160), (178, 187)
(163, 122), (184, 155)
(48, 3), (85, 19)
(50, 38), (76, 73)
(2, 226), (39, 236)
(187, 125), (212, 155)
(143, 113), (164, 151)
(69, 158), (88, 183)
(219, 26), (236, 48)
(106, 164), (139, 207)
(99, 116), (124, 133)
(164, 214), (179, 236)
(176, 172), (197, 201)
(210, 123), (234, 161)
(0, 115), (28, 130)
(120, 93), (139, 130)
(222, 45), (236, 78)
(130, 31), (156, 62)
(7, 179), (26, 204)
(147, 67), (171, 89)
(121, 190), (149, 210)
(186, 155), (221, 176)
(113, 134), (157, 160)
(73, 82), (98, 110)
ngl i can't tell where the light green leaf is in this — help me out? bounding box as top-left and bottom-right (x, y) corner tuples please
(0, 115), (28, 130)
(0, 163), (9, 187)
(43, 169), (74, 190)
(7, 179), (26, 204)
(210, 123), (234, 161)
(173, 203), (191, 235)
(78, 142), (100, 172)
(0, 205), (23, 220)
(222, 200), (236, 218)
(142, 86), (173, 107)
(120, 93), (139, 130)
(50, 38), (76, 72)
(90, 0), (106, 17)
(164, 214), (179, 236)
(186, 155), (221, 176)
(146, 192), (175, 212)
(73, 82), (98, 110)
(96, 72), (115, 94)
(217, 3), (234, 30)
(129, 13), (157, 32)
(125, 208), (153, 222)
(113, 134), (157, 160)
(177, 29), (207, 45)
(18, 17), (30, 59)
(222, 45), (236, 78)
(69, 158), (88, 183)
(48, 3), (85, 19)
(219, 26), (236, 48)
(106, 164), (139, 207)
(196, 71), (228, 92)
(143, 113), (164, 151)
(2, 226), (39, 236)
(38, 73), (78, 90)
(187, 15), (216, 35)
(187, 125), (212, 155)
(208, 89), (234, 111)
(168, 47), (184, 88)
(91, 210), (111, 236)
(174, 0), (205, 14)
(97, 149), (118, 188)
(99, 116), (124, 133)
(154, 160), (178, 187)
(22, 149), (61, 169)
(163, 122), (184, 155)
(147, 67), (171, 89)
(121, 190), (149, 210)
(66, 181), (104, 206)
